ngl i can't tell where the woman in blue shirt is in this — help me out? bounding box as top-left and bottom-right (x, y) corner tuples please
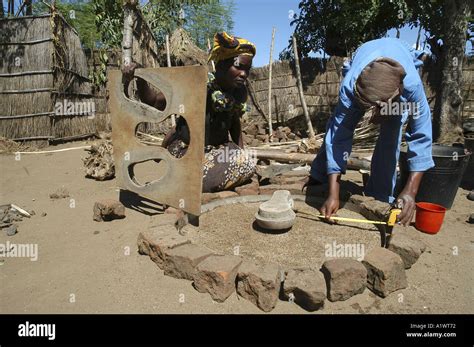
(306, 38), (434, 226)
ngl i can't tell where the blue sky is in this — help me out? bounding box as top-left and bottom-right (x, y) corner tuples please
(230, 0), (471, 67)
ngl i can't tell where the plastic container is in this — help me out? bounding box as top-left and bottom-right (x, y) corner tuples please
(399, 144), (471, 209)
(415, 202), (446, 234)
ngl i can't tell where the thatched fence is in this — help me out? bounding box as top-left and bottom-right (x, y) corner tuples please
(0, 14), (103, 145)
(0, 9), (161, 145)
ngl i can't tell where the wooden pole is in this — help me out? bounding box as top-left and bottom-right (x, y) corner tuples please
(267, 27), (275, 141)
(122, 1), (136, 69)
(292, 35), (315, 138)
(165, 34), (176, 127)
(254, 149), (371, 170)
(207, 37), (215, 72)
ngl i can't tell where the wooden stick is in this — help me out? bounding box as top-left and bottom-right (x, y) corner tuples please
(0, 70), (53, 77)
(165, 34), (176, 127)
(15, 145), (91, 154)
(207, 37), (215, 72)
(0, 38), (53, 45)
(267, 27), (275, 141)
(0, 88), (55, 94)
(292, 35), (315, 138)
(122, 0), (137, 68)
(10, 204), (31, 218)
(15, 0), (26, 16)
(0, 112), (55, 120)
(136, 131), (163, 141)
(254, 149), (371, 170)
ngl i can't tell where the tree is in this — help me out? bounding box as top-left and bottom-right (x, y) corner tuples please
(432, 0), (471, 143)
(34, 0), (100, 49)
(284, 0), (472, 144)
(184, 0), (235, 50)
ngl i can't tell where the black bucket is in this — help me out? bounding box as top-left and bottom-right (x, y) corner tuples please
(399, 144), (471, 209)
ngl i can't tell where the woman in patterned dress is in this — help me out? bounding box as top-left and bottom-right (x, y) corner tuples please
(162, 32), (257, 192)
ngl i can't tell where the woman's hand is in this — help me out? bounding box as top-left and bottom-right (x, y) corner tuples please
(320, 196), (340, 222)
(122, 61), (137, 82)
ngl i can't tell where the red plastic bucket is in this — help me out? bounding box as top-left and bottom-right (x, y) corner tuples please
(415, 202), (447, 234)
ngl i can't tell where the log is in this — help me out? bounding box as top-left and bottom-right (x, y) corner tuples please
(254, 149), (371, 170)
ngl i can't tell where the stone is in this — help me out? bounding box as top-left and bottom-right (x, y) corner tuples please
(49, 187), (70, 199)
(250, 139), (260, 147)
(202, 191), (239, 204)
(283, 269), (326, 311)
(388, 231), (427, 269)
(259, 184), (302, 196)
(41, 212), (47, 217)
(362, 247), (407, 298)
(193, 255), (242, 302)
(163, 243), (214, 280)
(236, 260), (281, 312)
(5, 224), (18, 236)
(269, 175), (306, 185)
(137, 225), (190, 268)
(321, 259), (367, 302)
(360, 199), (391, 220)
(281, 126), (292, 134)
(255, 190), (296, 230)
(349, 194), (375, 205)
(469, 214), (474, 224)
(243, 134), (254, 146)
(93, 199), (125, 222)
(235, 178), (259, 196)
(244, 124), (259, 136)
(149, 213), (178, 228)
(467, 190), (474, 201)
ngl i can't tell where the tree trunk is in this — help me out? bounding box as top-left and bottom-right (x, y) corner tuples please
(122, 0), (138, 68)
(435, 0), (470, 144)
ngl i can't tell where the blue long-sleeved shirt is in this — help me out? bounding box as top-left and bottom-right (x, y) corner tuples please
(311, 38), (435, 202)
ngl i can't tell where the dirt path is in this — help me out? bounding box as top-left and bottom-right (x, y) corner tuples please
(0, 141), (473, 314)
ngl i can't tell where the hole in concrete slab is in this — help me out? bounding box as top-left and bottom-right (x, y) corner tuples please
(135, 117), (190, 159)
(188, 201), (381, 269)
(128, 159), (169, 187)
(126, 76), (167, 111)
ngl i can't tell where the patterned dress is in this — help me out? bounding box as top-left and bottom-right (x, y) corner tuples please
(167, 73), (256, 193)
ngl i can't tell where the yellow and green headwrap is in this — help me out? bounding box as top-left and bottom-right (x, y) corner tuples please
(208, 32), (256, 63)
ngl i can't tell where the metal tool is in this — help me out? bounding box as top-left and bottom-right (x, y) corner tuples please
(297, 209), (401, 226)
(297, 208), (402, 248)
(108, 66), (207, 216)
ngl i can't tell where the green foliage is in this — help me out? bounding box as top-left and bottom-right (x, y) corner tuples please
(93, 0), (123, 48)
(142, 0), (234, 49)
(34, 0), (100, 49)
(281, 0), (450, 58)
(184, 0), (235, 50)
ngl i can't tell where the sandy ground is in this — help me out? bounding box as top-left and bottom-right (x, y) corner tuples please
(0, 141), (473, 314)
